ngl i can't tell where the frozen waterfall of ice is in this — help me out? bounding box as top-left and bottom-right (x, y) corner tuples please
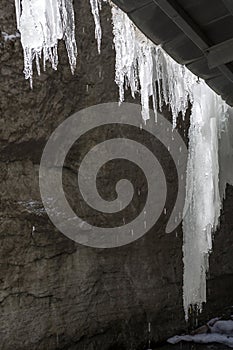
(14, 0), (233, 320)
(111, 5), (233, 319)
(15, 0), (77, 86)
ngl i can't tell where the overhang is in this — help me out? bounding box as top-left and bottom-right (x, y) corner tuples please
(111, 0), (233, 106)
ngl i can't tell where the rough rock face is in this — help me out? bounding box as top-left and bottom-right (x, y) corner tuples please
(0, 1), (233, 350)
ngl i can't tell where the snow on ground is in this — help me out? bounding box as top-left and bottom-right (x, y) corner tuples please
(168, 319), (233, 348)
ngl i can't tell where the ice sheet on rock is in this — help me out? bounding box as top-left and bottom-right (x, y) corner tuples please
(15, 0), (77, 86)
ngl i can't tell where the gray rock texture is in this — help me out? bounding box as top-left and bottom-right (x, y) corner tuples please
(0, 1), (233, 349)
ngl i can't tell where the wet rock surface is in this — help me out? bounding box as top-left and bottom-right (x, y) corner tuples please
(0, 1), (233, 350)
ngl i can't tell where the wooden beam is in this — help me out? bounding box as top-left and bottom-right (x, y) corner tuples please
(153, 0), (210, 51)
(222, 0), (233, 16)
(206, 38), (233, 69)
(153, 0), (233, 83)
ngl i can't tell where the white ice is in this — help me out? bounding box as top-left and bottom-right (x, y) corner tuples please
(15, 0), (77, 87)
(89, 0), (103, 53)
(1, 31), (20, 41)
(111, 6), (196, 123)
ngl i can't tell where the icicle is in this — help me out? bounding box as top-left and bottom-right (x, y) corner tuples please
(111, 6), (138, 104)
(15, 0), (77, 86)
(89, 0), (102, 53)
(60, 0), (78, 74)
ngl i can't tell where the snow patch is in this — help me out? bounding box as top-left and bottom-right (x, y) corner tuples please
(168, 319), (233, 348)
(1, 31), (20, 41)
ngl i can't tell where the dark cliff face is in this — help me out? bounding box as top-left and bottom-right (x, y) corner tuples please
(0, 1), (233, 350)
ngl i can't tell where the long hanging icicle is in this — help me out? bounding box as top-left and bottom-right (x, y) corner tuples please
(15, 0), (77, 87)
(183, 83), (224, 319)
(89, 0), (103, 54)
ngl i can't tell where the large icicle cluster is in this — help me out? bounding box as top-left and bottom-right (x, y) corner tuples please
(15, 0), (106, 86)
(15, 0), (77, 87)
(111, 6), (196, 124)
(111, 5), (233, 319)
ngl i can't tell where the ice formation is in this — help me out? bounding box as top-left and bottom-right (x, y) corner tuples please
(14, 0), (233, 320)
(111, 6), (196, 124)
(14, 0), (106, 86)
(15, 0), (77, 86)
(89, 0), (104, 54)
(110, 5), (233, 319)
(183, 83), (225, 319)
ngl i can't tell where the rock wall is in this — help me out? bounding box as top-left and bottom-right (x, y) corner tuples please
(0, 1), (233, 349)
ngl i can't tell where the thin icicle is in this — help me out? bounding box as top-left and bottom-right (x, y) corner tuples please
(60, 0), (78, 74)
(15, 0), (77, 86)
(89, 0), (102, 54)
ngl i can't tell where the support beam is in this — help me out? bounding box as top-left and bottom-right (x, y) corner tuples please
(152, 0), (210, 51)
(206, 38), (233, 69)
(153, 0), (233, 83)
(222, 0), (233, 16)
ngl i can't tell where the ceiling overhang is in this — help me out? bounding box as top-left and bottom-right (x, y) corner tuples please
(111, 0), (233, 106)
